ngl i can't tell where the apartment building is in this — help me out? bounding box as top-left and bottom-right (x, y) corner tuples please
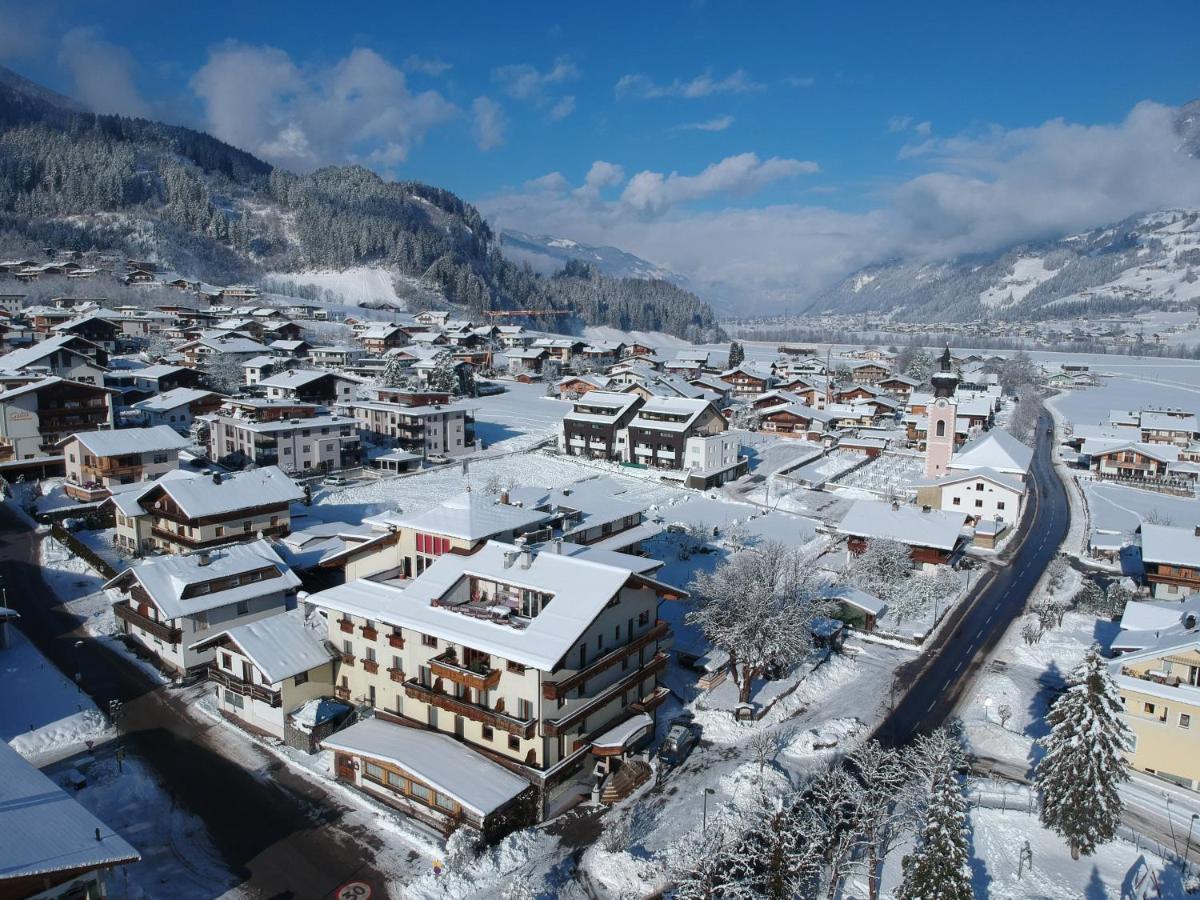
(559, 391), (643, 461)
(626, 397), (728, 471)
(308, 540), (680, 831)
(105, 539), (300, 672)
(0, 376), (116, 461)
(342, 394), (477, 458)
(257, 368), (358, 406)
(108, 466), (303, 555)
(207, 412), (360, 473)
(59, 425), (189, 502)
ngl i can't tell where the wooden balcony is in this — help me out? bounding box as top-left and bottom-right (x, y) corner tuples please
(338, 618), (354, 634)
(402, 679), (535, 738)
(208, 665), (281, 708)
(543, 651), (669, 738)
(543, 622), (669, 701)
(114, 602), (181, 644)
(362, 659), (379, 674)
(335, 686), (351, 701)
(430, 653), (501, 693)
(388, 667), (405, 683)
(340, 652), (355, 666)
(361, 625), (378, 640)
(387, 633), (405, 649)
(150, 524), (290, 548)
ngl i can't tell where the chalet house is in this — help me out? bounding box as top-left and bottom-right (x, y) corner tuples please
(59, 425), (189, 502)
(560, 391), (643, 461)
(847, 361), (890, 384)
(837, 499), (968, 566)
(415, 310), (450, 327)
(50, 314), (122, 352)
(105, 539), (300, 672)
(819, 585), (888, 633)
(506, 348), (548, 375)
(557, 374), (608, 399)
(954, 396), (996, 431)
(309, 346), (369, 369)
(264, 320), (305, 343)
(309, 540), (680, 830)
(0, 741), (139, 900)
(108, 466), (303, 555)
(720, 364), (774, 397)
(258, 369), (358, 406)
(359, 324), (408, 353)
(192, 612), (336, 741)
(207, 411), (360, 473)
(689, 375), (733, 405)
(126, 364), (206, 394)
(177, 333), (271, 365)
(1140, 525), (1200, 600)
(1090, 443), (1197, 489)
(342, 395), (477, 458)
(242, 354), (282, 385)
(1139, 411), (1198, 447)
(0, 376), (115, 461)
(132, 387), (224, 432)
(270, 339), (310, 357)
(533, 338), (585, 364)
(0, 334), (108, 384)
(757, 401), (836, 441)
(320, 492), (553, 582)
(581, 341), (625, 367)
(834, 384), (884, 404)
(1110, 632), (1200, 790)
(496, 326), (533, 349)
(626, 397), (727, 471)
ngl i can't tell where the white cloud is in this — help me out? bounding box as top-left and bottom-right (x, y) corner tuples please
(492, 56), (579, 101)
(783, 75), (816, 88)
(57, 27), (149, 117)
(615, 69), (764, 100)
(403, 55), (452, 77)
(471, 96), (507, 151)
(913, 120), (933, 136)
(481, 101), (1200, 312)
(572, 161), (625, 202)
(620, 153), (819, 216)
(680, 115), (734, 132)
(524, 171), (570, 193)
(887, 115), (913, 133)
(548, 95), (576, 121)
(189, 44), (457, 171)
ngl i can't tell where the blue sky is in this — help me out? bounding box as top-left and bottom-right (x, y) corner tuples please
(4, 0), (1200, 307)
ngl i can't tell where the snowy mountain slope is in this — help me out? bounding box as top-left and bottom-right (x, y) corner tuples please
(807, 209), (1200, 321)
(500, 229), (688, 285)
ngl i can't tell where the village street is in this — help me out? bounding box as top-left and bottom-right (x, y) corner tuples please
(0, 504), (398, 900)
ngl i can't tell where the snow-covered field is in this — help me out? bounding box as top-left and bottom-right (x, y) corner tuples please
(471, 382), (570, 452)
(1083, 479), (1200, 534)
(265, 266), (405, 308)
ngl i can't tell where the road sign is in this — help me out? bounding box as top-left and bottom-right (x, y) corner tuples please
(335, 882), (372, 900)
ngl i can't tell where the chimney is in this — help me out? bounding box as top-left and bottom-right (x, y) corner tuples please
(503, 550), (517, 569)
(519, 546), (534, 569)
(500, 489), (509, 505)
(197, 551), (212, 567)
(891, 500), (900, 512)
(922, 505), (932, 513)
(1194, 525), (1200, 537)
(212, 472), (222, 485)
(553, 537), (563, 554)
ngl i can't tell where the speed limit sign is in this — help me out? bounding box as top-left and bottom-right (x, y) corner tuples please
(335, 882), (372, 900)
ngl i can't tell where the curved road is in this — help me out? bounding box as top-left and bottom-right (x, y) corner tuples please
(876, 412), (1069, 746)
(0, 505), (395, 899)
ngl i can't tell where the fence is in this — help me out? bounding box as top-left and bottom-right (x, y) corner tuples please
(50, 524), (118, 580)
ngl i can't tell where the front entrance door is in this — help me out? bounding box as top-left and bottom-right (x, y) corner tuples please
(336, 754), (355, 781)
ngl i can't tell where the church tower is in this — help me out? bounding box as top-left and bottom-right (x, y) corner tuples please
(924, 346), (959, 479)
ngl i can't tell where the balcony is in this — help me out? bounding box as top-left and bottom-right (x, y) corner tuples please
(208, 665), (281, 708)
(388, 667), (405, 683)
(114, 603), (181, 644)
(361, 625), (378, 640)
(403, 679), (535, 738)
(543, 622), (669, 701)
(362, 659), (380, 674)
(340, 652), (355, 666)
(150, 523), (290, 548)
(335, 686), (351, 701)
(430, 652), (501, 693)
(387, 632), (405, 649)
(543, 651), (669, 738)
(338, 618), (355, 634)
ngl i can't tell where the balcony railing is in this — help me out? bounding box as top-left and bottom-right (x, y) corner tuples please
(430, 653), (501, 692)
(402, 679), (535, 738)
(208, 665), (281, 707)
(543, 651), (669, 738)
(114, 603), (182, 644)
(362, 659), (379, 674)
(388, 667), (405, 683)
(387, 633), (405, 649)
(543, 622), (670, 701)
(150, 523), (290, 548)
(339, 618), (354, 634)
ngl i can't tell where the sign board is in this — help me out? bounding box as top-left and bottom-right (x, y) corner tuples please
(335, 882), (371, 900)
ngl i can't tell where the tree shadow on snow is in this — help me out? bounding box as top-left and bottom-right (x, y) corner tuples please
(967, 817), (992, 898)
(1084, 864), (1108, 900)
(1092, 617), (1121, 653)
(1024, 660), (1064, 773)
(470, 420), (522, 447)
(1118, 544), (1144, 579)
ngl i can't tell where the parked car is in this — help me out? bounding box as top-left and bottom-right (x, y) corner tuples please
(323, 475), (349, 487)
(657, 717), (698, 767)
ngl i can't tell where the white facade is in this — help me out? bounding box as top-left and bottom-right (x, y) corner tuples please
(684, 431), (741, 476)
(938, 474), (1023, 525)
(207, 415), (359, 473)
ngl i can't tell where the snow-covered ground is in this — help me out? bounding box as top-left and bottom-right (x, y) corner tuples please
(471, 382), (570, 452)
(1082, 479), (1199, 534)
(265, 266), (405, 308)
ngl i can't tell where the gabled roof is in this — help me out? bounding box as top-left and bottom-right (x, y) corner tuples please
(191, 611), (333, 683)
(132, 387), (221, 413)
(0, 375), (113, 402)
(0, 741), (139, 880)
(104, 538), (300, 618)
(948, 429), (1033, 475)
(0, 334), (104, 370)
(837, 500), (967, 551)
(61, 425), (190, 456)
(932, 466), (1026, 495)
(131, 466), (303, 519)
(1141, 524), (1200, 568)
(365, 491), (552, 542)
(259, 368), (340, 390)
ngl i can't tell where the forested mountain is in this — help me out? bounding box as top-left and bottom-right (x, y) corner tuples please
(804, 209), (1200, 322)
(0, 67), (724, 341)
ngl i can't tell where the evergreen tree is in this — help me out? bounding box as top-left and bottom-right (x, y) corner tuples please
(1034, 644), (1130, 859)
(905, 349), (934, 383)
(427, 352), (458, 393)
(728, 340), (745, 368)
(379, 356), (408, 388)
(898, 730), (972, 900)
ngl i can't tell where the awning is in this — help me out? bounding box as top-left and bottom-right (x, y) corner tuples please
(591, 712), (654, 757)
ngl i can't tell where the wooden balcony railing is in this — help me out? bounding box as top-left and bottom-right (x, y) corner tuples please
(387, 633), (405, 649)
(208, 665), (281, 708)
(543, 622), (669, 701)
(543, 651), (669, 738)
(150, 524), (290, 548)
(114, 603), (182, 644)
(362, 659), (379, 674)
(430, 653), (501, 693)
(361, 626), (378, 640)
(340, 652), (355, 666)
(402, 679), (535, 738)
(339, 618), (355, 634)
(388, 667), (405, 683)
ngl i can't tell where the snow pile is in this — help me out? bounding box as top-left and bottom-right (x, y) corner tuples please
(402, 827), (560, 900)
(780, 717), (864, 759)
(582, 845), (665, 898)
(717, 760), (794, 811)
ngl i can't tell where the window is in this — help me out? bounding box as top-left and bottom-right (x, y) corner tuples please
(422, 634), (438, 648)
(221, 652), (233, 669)
(215, 526), (224, 537)
(410, 782), (432, 803)
(638, 611), (650, 627)
(952, 497), (961, 506)
(975, 483), (984, 492)
(935, 420), (946, 437)
(481, 725), (494, 741)
(365, 647), (376, 663)
(435, 793), (457, 812)
(508, 734), (521, 751)
(1144, 702), (1156, 715)
(294, 671), (309, 686)
(506, 660), (526, 674)
(1180, 713), (1191, 729)
(364, 762), (385, 782)
(975, 499), (984, 508)
(223, 690), (244, 709)
(386, 771), (408, 792)
(997, 501), (1006, 510)
(343, 640), (353, 654)
(243, 520), (252, 532)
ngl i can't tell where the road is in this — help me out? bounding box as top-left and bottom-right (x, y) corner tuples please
(875, 412), (1069, 746)
(0, 505), (397, 900)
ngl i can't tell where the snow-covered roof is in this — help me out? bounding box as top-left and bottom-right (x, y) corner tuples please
(131, 466), (303, 519)
(365, 492), (552, 541)
(591, 712), (654, 750)
(629, 396), (711, 431)
(321, 718), (529, 816)
(62, 424), (190, 456)
(933, 466), (1026, 495)
(837, 500), (967, 551)
(310, 540), (681, 670)
(132, 387), (219, 413)
(947, 429), (1033, 476)
(544, 541), (663, 573)
(104, 538), (300, 619)
(0, 740), (139, 880)
(259, 368), (339, 390)
(1140, 524), (1200, 568)
(820, 584), (888, 616)
(191, 335), (270, 354)
(192, 611), (333, 683)
(1140, 411), (1197, 432)
(0, 334), (102, 369)
(130, 364), (187, 380)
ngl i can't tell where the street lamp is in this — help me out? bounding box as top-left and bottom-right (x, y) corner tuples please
(73, 640), (84, 688)
(1184, 813), (1199, 873)
(702, 787), (716, 832)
